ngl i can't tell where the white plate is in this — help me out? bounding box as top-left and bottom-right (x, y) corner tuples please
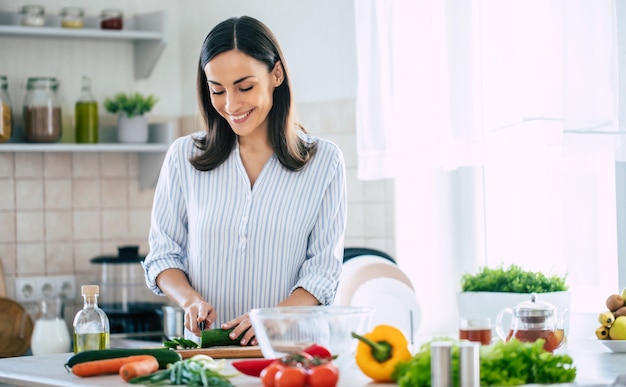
(336, 262), (414, 306)
(598, 340), (626, 352)
(335, 255), (398, 306)
(350, 277), (421, 345)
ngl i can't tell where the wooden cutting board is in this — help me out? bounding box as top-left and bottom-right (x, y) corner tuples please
(176, 346), (264, 359)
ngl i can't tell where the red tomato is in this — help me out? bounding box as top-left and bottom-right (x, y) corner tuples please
(308, 363), (340, 387)
(303, 344), (333, 361)
(260, 362), (284, 387)
(275, 366), (307, 387)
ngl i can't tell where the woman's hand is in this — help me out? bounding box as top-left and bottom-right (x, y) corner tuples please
(222, 313), (257, 346)
(155, 269), (218, 338)
(184, 300), (217, 337)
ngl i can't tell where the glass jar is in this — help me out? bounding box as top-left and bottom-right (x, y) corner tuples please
(18, 5), (45, 27)
(60, 6), (84, 29)
(30, 297), (71, 355)
(0, 76), (12, 143)
(100, 9), (123, 30)
(23, 77), (62, 143)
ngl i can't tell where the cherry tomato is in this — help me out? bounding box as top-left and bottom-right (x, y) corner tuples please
(303, 344), (333, 361)
(308, 362), (340, 387)
(260, 362), (284, 387)
(275, 366), (308, 387)
(281, 351), (314, 367)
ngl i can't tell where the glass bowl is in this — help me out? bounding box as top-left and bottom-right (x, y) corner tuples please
(249, 305), (374, 369)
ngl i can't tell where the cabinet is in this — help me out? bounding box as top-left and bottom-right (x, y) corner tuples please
(0, 10), (166, 79)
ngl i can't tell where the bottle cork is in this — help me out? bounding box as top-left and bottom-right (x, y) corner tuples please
(81, 285), (99, 295)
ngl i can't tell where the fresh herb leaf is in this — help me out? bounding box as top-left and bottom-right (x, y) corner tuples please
(460, 264), (568, 293)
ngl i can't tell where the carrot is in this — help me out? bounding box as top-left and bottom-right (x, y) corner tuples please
(71, 355), (156, 378)
(119, 356), (159, 382)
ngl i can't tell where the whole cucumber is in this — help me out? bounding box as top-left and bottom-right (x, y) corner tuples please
(64, 348), (181, 370)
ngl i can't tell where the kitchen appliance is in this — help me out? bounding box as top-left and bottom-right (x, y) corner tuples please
(90, 246), (165, 341)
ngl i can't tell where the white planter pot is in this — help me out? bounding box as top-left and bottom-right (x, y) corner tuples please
(457, 291), (572, 341)
(117, 114), (148, 143)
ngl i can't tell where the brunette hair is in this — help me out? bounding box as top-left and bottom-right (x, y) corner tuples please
(190, 16), (316, 171)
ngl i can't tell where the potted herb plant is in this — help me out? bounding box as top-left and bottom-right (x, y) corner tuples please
(104, 92), (158, 143)
(458, 264), (571, 335)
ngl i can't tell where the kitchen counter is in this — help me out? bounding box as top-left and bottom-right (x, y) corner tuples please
(0, 339), (622, 387)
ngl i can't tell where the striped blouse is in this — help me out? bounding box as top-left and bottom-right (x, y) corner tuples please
(143, 131), (347, 326)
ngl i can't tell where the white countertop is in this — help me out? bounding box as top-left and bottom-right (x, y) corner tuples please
(0, 352), (379, 387)
(0, 338), (621, 387)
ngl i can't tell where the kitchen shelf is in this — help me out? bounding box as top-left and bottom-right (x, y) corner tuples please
(0, 143), (169, 152)
(0, 122), (175, 188)
(0, 10), (167, 79)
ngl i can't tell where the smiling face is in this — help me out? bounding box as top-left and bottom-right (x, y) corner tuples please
(204, 50), (284, 140)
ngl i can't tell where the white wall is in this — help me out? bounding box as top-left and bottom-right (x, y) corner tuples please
(0, 0), (357, 118)
(178, 0), (357, 112)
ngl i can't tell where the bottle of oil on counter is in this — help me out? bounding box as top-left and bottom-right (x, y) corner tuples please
(75, 75), (98, 143)
(72, 285), (110, 353)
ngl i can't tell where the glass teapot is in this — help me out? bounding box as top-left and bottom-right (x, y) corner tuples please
(495, 293), (567, 352)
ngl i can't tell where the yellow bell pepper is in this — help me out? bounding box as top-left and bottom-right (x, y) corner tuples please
(352, 324), (412, 382)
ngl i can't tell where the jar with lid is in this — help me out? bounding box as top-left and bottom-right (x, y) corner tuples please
(23, 77), (62, 143)
(60, 6), (84, 29)
(0, 76), (12, 143)
(100, 9), (123, 30)
(18, 5), (45, 27)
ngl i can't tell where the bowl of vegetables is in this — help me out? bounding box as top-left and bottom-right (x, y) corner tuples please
(249, 306), (374, 369)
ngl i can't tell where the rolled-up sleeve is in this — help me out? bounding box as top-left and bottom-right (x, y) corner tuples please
(293, 144), (347, 305)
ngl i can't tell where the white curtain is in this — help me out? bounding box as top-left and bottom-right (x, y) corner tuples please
(354, 0), (620, 335)
(355, 0), (618, 179)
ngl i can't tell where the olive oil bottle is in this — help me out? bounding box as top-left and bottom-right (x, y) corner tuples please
(73, 285), (110, 353)
(75, 75), (98, 143)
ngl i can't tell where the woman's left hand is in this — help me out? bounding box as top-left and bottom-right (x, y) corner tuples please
(222, 313), (257, 346)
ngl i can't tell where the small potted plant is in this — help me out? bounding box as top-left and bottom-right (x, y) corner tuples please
(458, 264), (571, 334)
(104, 92), (158, 143)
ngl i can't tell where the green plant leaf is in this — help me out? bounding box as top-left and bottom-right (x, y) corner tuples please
(103, 91), (159, 118)
(460, 264), (568, 293)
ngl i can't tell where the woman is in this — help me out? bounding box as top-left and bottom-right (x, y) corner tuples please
(143, 16), (346, 346)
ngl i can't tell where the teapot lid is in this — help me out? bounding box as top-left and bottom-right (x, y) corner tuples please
(513, 293), (555, 318)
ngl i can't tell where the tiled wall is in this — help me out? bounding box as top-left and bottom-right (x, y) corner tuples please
(0, 151), (155, 300)
(0, 98), (395, 303)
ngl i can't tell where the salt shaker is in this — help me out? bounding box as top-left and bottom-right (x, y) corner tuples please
(431, 341), (452, 387)
(459, 341), (480, 387)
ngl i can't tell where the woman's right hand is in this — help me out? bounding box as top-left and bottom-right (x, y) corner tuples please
(184, 300), (217, 337)
(155, 269), (218, 337)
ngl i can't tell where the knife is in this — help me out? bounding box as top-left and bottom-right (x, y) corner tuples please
(197, 320), (205, 332)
